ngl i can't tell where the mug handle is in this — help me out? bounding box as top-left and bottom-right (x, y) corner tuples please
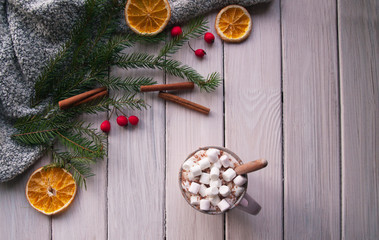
(236, 193), (261, 215)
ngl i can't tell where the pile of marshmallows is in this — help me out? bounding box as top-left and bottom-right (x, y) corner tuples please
(181, 148), (247, 213)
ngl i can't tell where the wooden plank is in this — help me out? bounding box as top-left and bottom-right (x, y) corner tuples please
(107, 43), (165, 239)
(52, 114), (107, 240)
(224, 2), (282, 239)
(338, 0), (379, 239)
(282, 0), (341, 239)
(165, 14), (224, 239)
(0, 156), (50, 240)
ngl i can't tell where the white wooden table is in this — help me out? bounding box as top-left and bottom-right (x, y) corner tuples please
(1, 0), (378, 239)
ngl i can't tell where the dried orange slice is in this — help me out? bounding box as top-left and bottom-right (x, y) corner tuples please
(25, 167), (77, 215)
(215, 5), (252, 43)
(125, 0), (171, 36)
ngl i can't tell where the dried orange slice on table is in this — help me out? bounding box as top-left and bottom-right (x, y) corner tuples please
(215, 5), (252, 43)
(125, 0), (171, 35)
(26, 167), (77, 215)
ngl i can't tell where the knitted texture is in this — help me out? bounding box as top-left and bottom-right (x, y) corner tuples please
(0, 0), (268, 182)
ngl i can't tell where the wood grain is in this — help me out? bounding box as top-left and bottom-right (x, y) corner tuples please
(0, 156), (50, 239)
(224, 2), (282, 239)
(165, 14), (224, 239)
(107, 43), (165, 239)
(52, 114), (107, 240)
(338, 0), (379, 238)
(282, 0), (341, 239)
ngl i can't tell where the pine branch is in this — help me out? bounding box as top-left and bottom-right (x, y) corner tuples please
(51, 151), (71, 167)
(50, 149), (99, 188)
(126, 31), (166, 44)
(157, 17), (208, 59)
(110, 94), (147, 111)
(66, 160), (94, 189)
(99, 76), (156, 92)
(68, 93), (147, 115)
(113, 53), (222, 92)
(71, 122), (107, 152)
(12, 128), (58, 145)
(54, 70), (107, 102)
(198, 72), (223, 92)
(56, 131), (103, 158)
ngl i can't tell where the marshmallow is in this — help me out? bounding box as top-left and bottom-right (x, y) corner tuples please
(217, 199), (231, 212)
(234, 186), (245, 197)
(189, 182), (201, 194)
(198, 158), (211, 170)
(190, 165), (202, 177)
(222, 168), (236, 182)
(199, 184), (208, 197)
(233, 175), (247, 186)
(210, 167), (220, 180)
(210, 179), (221, 188)
(190, 196), (200, 205)
(182, 158), (195, 170)
(187, 172), (195, 181)
(220, 155), (231, 168)
(206, 186), (219, 196)
(213, 160), (222, 169)
(209, 195), (221, 207)
(219, 185), (231, 197)
(200, 199), (211, 211)
(206, 148), (220, 163)
(199, 173), (210, 185)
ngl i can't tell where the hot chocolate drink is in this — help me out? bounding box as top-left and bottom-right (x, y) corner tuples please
(180, 147), (248, 213)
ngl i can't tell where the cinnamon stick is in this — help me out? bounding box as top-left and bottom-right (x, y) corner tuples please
(73, 90), (108, 106)
(158, 92), (210, 115)
(58, 87), (107, 109)
(140, 82), (194, 92)
(235, 159), (268, 175)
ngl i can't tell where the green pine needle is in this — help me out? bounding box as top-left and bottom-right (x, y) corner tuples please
(99, 76), (156, 92)
(157, 17), (209, 59)
(66, 159), (95, 189)
(56, 131), (104, 158)
(113, 53), (221, 92)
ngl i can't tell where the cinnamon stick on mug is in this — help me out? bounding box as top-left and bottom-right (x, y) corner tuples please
(58, 87), (107, 109)
(235, 159), (268, 175)
(158, 92), (210, 115)
(140, 82), (194, 92)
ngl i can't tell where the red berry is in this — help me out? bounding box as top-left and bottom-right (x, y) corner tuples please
(204, 32), (215, 43)
(100, 120), (111, 133)
(195, 49), (206, 58)
(188, 42), (206, 58)
(128, 115), (139, 125)
(171, 26), (182, 37)
(116, 116), (128, 126)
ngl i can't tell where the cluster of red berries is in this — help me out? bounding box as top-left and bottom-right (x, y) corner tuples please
(171, 26), (215, 58)
(100, 115), (139, 133)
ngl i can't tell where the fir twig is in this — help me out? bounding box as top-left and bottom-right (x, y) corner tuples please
(12, 129), (58, 145)
(113, 53), (222, 92)
(99, 76), (156, 92)
(157, 17), (208, 59)
(66, 160), (94, 189)
(56, 131), (102, 157)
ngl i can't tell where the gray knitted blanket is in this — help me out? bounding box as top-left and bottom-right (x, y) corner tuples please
(0, 0), (267, 182)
